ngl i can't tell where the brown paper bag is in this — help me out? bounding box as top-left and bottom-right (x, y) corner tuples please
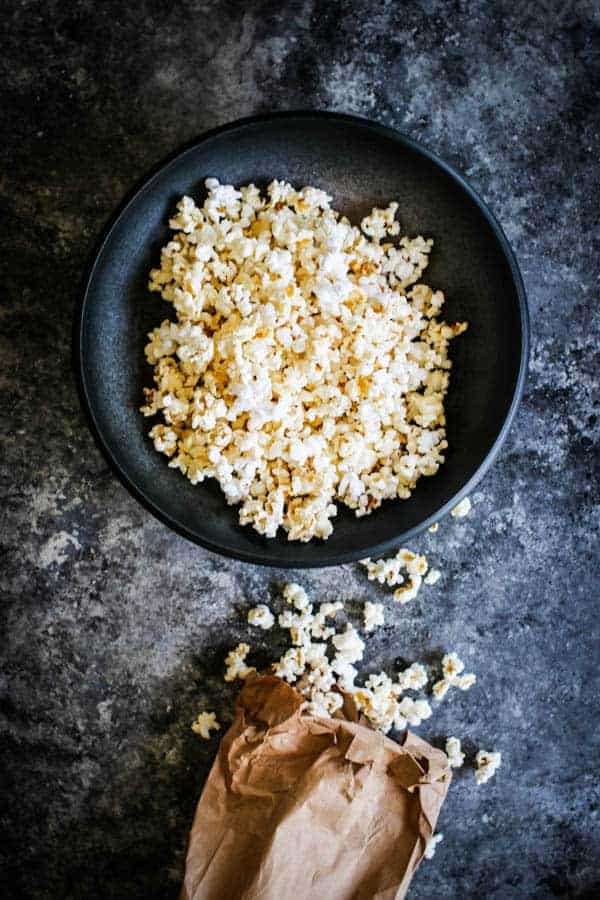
(181, 675), (451, 900)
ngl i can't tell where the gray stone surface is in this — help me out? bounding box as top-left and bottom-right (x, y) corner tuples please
(1, 1), (599, 898)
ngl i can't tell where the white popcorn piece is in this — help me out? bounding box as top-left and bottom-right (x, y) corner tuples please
(191, 710), (220, 740)
(282, 582), (309, 610)
(445, 736), (465, 768)
(432, 678), (452, 701)
(424, 568), (441, 586)
(363, 601), (385, 632)
(224, 643), (256, 682)
(273, 647), (307, 683)
(143, 180), (467, 543)
(395, 696), (432, 729)
(455, 672), (477, 691)
(434, 653), (477, 700)
(399, 662), (428, 691)
(451, 496), (472, 518)
(442, 652), (465, 679)
(424, 832), (444, 860)
(247, 604), (275, 630)
(428, 522), (439, 533)
(332, 624), (365, 664)
(475, 749), (502, 785)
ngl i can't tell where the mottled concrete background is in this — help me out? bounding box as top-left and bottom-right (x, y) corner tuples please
(1, 1), (599, 898)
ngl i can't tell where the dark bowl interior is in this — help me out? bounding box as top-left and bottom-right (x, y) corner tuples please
(77, 112), (528, 567)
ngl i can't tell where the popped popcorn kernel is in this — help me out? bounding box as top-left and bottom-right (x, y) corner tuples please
(247, 604), (275, 630)
(363, 601), (385, 632)
(191, 711), (220, 740)
(424, 832), (444, 859)
(224, 643), (256, 682)
(451, 496), (472, 518)
(445, 736), (465, 768)
(475, 749), (502, 785)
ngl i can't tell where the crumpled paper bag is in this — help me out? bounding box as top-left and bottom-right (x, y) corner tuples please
(181, 675), (451, 900)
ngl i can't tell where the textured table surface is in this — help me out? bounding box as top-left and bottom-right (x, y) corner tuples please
(1, 2), (599, 898)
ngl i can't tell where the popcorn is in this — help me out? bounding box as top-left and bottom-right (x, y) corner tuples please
(434, 653), (476, 700)
(361, 547), (430, 604)
(273, 647), (307, 682)
(191, 711), (220, 740)
(442, 652), (465, 679)
(424, 832), (444, 860)
(432, 678), (452, 700)
(282, 582), (309, 610)
(398, 662), (428, 691)
(445, 736), (465, 768)
(424, 568), (441, 585)
(247, 604), (275, 630)
(455, 673), (477, 691)
(331, 624), (365, 664)
(363, 601), (385, 632)
(143, 180), (467, 542)
(451, 496), (472, 518)
(475, 749), (502, 785)
(395, 697), (432, 729)
(428, 522), (439, 533)
(224, 643), (256, 682)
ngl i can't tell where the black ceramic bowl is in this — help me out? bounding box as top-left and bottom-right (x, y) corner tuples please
(77, 112), (529, 567)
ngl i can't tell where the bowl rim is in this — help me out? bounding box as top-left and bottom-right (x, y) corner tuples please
(74, 110), (530, 568)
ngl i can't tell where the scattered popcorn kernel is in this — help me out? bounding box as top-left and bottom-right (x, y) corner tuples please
(224, 643), (256, 682)
(428, 522), (439, 533)
(282, 582), (310, 610)
(432, 678), (452, 701)
(442, 652), (464, 678)
(445, 736), (465, 768)
(475, 749), (502, 785)
(399, 662), (428, 691)
(455, 672), (477, 691)
(332, 624), (365, 664)
(363, 601), (385, 632)
(247, 604), (275, 630)
(451, 496), (472, 518)
(424, 568), (441, 586)
(424, 832), (444, 859)
(191, 711), (220, 740)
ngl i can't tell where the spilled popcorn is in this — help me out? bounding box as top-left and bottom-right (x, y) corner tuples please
(475, 749), (502, 785)
(363, 600), (385, 632)
(224, 643), (255, 682)
(191, 711), (220, 740)
(445, 736), (465, 768)
(432, 652), (477, 700)
(222, 583), (433, 734)
(142, 179), (467, 542)
(451, 496), (472, 518)
(360, 547), (432, 604)
(424, 832), (444, 860)
(247, 604), (275, 629)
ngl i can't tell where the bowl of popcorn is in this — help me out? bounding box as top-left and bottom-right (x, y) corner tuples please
(77, 112), (528, 566)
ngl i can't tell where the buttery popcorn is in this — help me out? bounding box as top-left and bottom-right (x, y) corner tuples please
(224, 643), (256, 682)
(451, 496), (472, 518)
(191, 711), (220, 740)
(475, 749), (502, 785)
(361, 546), (433, 604)
(142, 179), (467, 542)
